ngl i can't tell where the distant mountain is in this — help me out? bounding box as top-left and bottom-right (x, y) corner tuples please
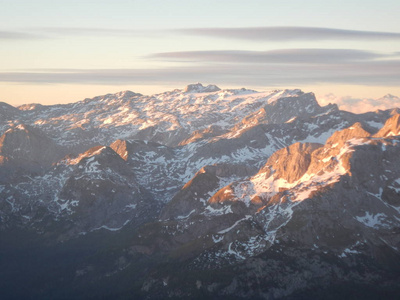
(1, 84), (399, 299)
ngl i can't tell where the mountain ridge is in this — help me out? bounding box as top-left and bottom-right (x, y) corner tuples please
(1, 84), (400, 299)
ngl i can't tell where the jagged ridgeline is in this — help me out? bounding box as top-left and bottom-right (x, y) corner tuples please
(1, 84), (400, 299)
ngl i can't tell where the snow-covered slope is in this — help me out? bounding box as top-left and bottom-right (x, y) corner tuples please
(1, 85), (339, 152)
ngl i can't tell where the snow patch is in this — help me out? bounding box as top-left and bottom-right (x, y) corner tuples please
(218, 215), (251, 234)
(212, 235), (224, 243)
(366, 120), (383, 129)
(355, 212), (388, 229)
(176, 209), (196, 220)
(227, 242), (245, 260)
(92, 220), (130, 232)
(203, 205), (233, 216)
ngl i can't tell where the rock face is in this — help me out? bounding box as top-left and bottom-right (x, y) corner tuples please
(374, 113), (400, 137)
(1, 85), (400, 299)
(260, 142), (322, 183)
(183, 83), (221, 93)
(160, 163), (258, 221)
(57, 146), (157, 235)
(0, 124), (66, 182)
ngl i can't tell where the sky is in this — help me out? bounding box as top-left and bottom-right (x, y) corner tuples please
(1, 0), (400, 112)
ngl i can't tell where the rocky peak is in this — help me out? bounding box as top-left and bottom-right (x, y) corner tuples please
(115, 90), (143, 99)
(374, 113), (400, 137)
(110, 139), (173, 162)
(184, 83), (221, 93)
(17, 103), (44, 111)
(82, 145), (112, 157)
(260, 142), (323, 183)
(0, 123), (62, 163)
(160, 170), (220, 221)
(110, 139), (129, 161)
(240, 92), (336, 127)
(0, 102), (20, 118)
(160, 163), (258, 220)
(381, 93), (399, 100)
(390, 108), (400, 115)
(0, 123), (65, 181)
(60, 145), (119, 166)
(304, 123), (372, 177)
(268, 92), (318, 110)
(325, 122), (371, 148)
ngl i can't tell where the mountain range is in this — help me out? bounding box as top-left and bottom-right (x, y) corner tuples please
(1, 83), (400, 299)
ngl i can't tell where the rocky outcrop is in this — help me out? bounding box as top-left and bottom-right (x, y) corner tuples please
(0, 101), (20, 119)
(57, 146), (157, 235)
(259, 142), (322, 183)
(0, 124), (66, 181)
(184, 83), (221, 93)
(160, 163), (258, 220)
(0, 124), (63, 165)
(374, 113), (400, 137)
(110, 139), (179, 203)
(238, 91), (339, 130)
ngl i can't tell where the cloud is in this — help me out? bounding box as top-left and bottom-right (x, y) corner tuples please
(2, 66), (400, 113)
(0, 27), (163, 41)
(147, 49), (400, 87)
(39, 27), (161, 38)
(318, 93), (400, 113)
(1, 58), (400, 88)
(0, 30), (44, 40)
(178, 26), (400, 42)
(150, 49), (388, 64)
(3, 26), (400, 42)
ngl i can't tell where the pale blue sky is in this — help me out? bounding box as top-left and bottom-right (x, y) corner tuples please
(2, 0), (399, 31)
(1, 0), (400, 107)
